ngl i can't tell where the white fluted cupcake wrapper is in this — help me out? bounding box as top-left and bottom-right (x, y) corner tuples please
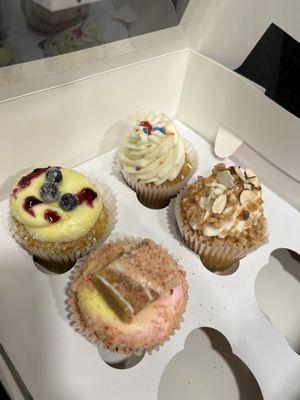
(119, 139), (198, 209)
(67, 236), (188, 355)
(9, 181), (118, 269)
(175, 188), (267, 271)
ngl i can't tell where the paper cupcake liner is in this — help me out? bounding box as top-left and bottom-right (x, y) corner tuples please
(9, 181), (118, 273)
(119, 139), (198, 209)
(67, 237), (188, 355)
(175, 188), (268, 272)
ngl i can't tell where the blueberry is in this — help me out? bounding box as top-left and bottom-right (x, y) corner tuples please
(40, 182), (60, 203)
(46, 167), (62, 184)
(59, 193), (78, 211)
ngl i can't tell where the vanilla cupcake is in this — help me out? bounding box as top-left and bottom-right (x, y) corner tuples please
(119, 113), (197, 208)
(68, 239), (188, 354)
(9, 167), (116, 273)
(175, 164), (268, 271)
(44, 19), (102, 57)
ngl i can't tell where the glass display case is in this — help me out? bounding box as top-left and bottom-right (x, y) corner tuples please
(0, 0), (189, 66)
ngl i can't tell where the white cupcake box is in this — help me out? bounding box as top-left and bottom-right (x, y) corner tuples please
(0, 1), (300, 399)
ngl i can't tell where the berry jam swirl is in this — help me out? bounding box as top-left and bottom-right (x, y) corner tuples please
(76, 188), (98, 207)
(23, 196), (43, 217)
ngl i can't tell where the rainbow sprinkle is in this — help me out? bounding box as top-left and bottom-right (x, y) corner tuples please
(153, 126), (166, 135)
(165, 130), (175, 136)
(139, 121), (152, 135)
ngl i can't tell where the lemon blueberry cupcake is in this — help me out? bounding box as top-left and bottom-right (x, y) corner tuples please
(175, 164), (268, 271)
(68, 239), (188, 354)
(119, 113), (197, 208)
(9, 167), (116, 272)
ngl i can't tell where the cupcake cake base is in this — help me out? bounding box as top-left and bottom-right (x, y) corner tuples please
(11, 207), (108, 274)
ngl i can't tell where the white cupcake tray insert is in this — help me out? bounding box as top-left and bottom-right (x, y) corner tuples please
(0, 121), (300, 400)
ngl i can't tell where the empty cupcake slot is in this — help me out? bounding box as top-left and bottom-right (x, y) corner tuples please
(98, 347), (146, 370)
(255, 248), (300, 354)
(207, 260), (240, 276)
(136, 192), (171, 209)
(158, 327), (263, 400)
(32, 255), (75, 275)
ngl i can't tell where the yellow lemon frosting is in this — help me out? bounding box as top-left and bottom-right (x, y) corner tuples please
(9, 168), (102, 242)
(77, 286), (135, 330)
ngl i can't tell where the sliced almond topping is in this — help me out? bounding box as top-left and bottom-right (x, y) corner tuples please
(211, 187), (224, 198)
(212, 194), (227, 214)
(244, 169), (256, 179)
(234, 165), (248, 183)
(243, 183), (252, 190)
(212, 163), (227, 175)
(199, 196), (214, 211)
(248, 177), (260, 188)
(216, 170), (235, 189)
(239, 189), (256, 205)
(244, 169), (260, 188)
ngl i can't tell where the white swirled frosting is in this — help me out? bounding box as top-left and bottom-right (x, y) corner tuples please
(120, 113), (186, 185)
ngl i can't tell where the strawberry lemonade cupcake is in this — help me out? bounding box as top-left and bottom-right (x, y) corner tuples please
(68, 239), (188, 354)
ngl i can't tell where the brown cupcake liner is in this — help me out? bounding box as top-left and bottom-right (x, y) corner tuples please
(175, 188), (268, 271)
(9, 181), (118, 272)
(119, 139), (198, 209)
(67, 237), (188, 355)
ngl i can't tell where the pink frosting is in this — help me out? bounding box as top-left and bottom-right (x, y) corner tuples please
(91, 285), (185, 349)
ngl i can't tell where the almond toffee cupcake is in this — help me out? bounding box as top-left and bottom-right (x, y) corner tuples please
(68, 239), (188, 354)
(9, 167), (116, 273)
(175, 164), (268, 271)
(119, 113), (197, 208)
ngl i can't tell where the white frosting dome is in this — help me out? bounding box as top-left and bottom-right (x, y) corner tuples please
(120, 113), (186, 185)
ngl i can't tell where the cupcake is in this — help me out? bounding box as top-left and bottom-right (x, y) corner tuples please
(68, 239), (188, 354)
(44, 19), (102, 57)
(175, 164), (268, 271)
(119, 113), (197, 208)
(24, 0), (88, 34)
(9, 167), (116, 273)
